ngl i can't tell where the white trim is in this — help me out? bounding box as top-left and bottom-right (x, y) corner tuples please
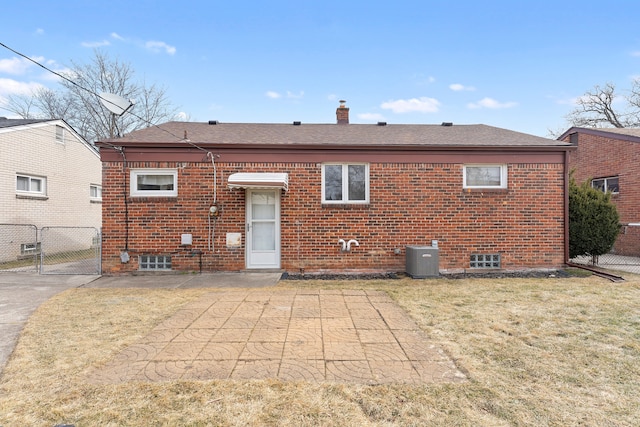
(321, 163), (369, 204)
(90, 184), (102, 201)
(16, 173), (47, 195)
(463, 164), (508, 189)
(246, 190), (281, 269)
(228, 172), (288, 191)
(130, 169), (178, 197)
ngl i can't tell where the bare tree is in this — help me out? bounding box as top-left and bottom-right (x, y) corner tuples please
(3, 50), (179, 143)
(566, 80), (640, 129)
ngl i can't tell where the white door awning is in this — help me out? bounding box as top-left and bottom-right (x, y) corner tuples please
(228, 172), (289, 191)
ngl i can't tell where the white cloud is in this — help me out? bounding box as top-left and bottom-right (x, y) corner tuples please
(327, 94), (338, 101)
(631, 51), (640, 57)
(380, 97), (441, 113)
(467, 97), (517, 109)
(0, 57), (42, 75)
(266, 91), (281, 99)
(34, 28), (44, 36)
(449, 83), (475, 91)
(554, 96), (578, 106)
(145, 41), (176, 55)
(81, 40), (111, 48)
(358, 113), (385, 121)
(108, 33), (176, 55)
(286, 90), (304, 99)
(0, 78), (45, 96)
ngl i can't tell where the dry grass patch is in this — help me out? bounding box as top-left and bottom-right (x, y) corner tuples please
(1, 275), (640, 425)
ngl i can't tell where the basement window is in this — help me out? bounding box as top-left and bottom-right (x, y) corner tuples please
(139, 255), (172, 271)
(130, 169), (177, 197)
(470, 254), (501, 269)
(21, 242), (41, 255)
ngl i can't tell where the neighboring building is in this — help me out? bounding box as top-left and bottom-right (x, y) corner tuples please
(560, 127), (640, 256)
(98, 103), (573, 275)
(0, 117), (102, 261)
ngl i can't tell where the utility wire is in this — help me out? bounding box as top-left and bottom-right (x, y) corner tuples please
(0, 41), (207, 151)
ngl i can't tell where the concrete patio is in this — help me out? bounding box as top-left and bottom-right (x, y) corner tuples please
(87, 288), (467, 385)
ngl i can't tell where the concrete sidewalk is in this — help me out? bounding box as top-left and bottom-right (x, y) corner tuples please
(0, 272), (282, 377)
(0, 273), (99, 374)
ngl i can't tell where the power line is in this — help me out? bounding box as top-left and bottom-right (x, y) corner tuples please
(0, 41), (204, 149)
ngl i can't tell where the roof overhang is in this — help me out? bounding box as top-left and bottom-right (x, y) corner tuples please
(228, 172), (288, 191)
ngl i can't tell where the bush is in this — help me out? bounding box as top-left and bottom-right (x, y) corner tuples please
(569, 175), (620, 260)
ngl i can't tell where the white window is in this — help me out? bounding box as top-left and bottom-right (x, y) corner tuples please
(322, 163), (369, 203)
(90, 184), (102, 200)
(16, 174), (46, 195)
(55, 125), (65, 143)
(21, 242), (41, 255)
(463, 165), (508, 189)
(591, 176), (619, 194)
(130, 169), (177, 197)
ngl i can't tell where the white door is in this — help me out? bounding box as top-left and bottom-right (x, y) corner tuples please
(246, 190), (280, 269)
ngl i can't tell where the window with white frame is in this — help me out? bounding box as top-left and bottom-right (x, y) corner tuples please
(322, 163), (369, 203)
(90, 184), (102, 201)
(591, 176), (619, 194)
(463, 165), (508, 189)
(21, 242), (41, 255)
(16, 174), (46, 195)
(130, 169), (177, 197)
(55, 125), (65, 143)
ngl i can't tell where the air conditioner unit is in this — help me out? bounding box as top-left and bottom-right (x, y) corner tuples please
(406, 245), (439, 278)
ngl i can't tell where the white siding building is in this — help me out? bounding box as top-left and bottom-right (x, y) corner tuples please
(0, 118), (102, 261)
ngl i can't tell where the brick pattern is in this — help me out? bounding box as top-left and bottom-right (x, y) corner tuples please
(0, 122), (102, 229)
(565, 132), (640, 255)
(87, 289), (466, 384)
(101, 160), (566, 273)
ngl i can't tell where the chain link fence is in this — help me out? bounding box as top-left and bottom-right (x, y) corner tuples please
(0, 224), (100, 275)
(40, 226), (101, 275)
(569, 225), (640, 276)
(0, 224), (39, 273)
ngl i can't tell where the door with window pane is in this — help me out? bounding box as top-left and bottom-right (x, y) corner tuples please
(246, 190), (280, 269)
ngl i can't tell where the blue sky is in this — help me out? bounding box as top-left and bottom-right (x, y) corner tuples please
(1, 0), (639, 138)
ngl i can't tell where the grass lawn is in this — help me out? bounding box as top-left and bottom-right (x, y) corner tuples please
(1, 273), (639, 426)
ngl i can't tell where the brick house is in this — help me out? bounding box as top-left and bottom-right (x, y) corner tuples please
(98, 103), (573, 275)
(559, 127), (640, 256)
(0, 117), (102, 262)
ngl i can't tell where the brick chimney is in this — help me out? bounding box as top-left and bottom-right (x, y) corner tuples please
(336, 100), (349, 125)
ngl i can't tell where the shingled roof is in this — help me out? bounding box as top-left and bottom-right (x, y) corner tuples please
(559, 126), (640, 142)
(0, 117), (52, 129)
(103, 121), (571, 149)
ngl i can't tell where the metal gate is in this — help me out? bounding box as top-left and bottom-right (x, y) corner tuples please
(0, 224), (39, 273)
(40, 227), (101, 275)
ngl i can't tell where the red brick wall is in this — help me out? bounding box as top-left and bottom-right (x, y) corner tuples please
(102, 161), (566, 274)
(565, 132), (640, 255)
